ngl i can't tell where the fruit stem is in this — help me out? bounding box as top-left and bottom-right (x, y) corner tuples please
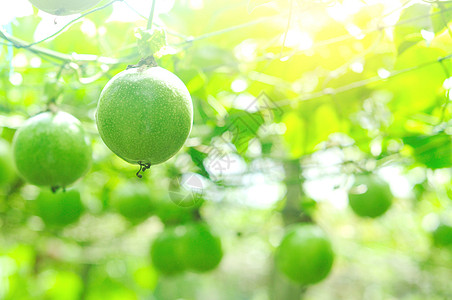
(126, 56), (158, 70)
(147, 0), (157, 31)
(136, 161), (152, 178)
(51, 186), (60, 193)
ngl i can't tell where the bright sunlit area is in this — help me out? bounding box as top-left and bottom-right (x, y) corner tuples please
(1, 0), (452, 299)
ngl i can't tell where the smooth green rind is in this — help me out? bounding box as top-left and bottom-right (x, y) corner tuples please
(29, 0), (101, 16)
(12, 111), (92, 188)
(110, 182), (155, 221)
(348, 175), (393, 218)
(96, 67), (193, 165)
(150, 228), (187, 275)
(182, 223), (223, 272)
(0, 139), (15, 187)
(35, 189), (84, 227)
(276, 224), (334, 285)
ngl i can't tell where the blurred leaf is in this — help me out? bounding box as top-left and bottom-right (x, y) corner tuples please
(44, 271), (83, 300)
(87, 3), (113, 26)
(136, 28), (167, 58)
(133, 265), (158, 290)
(394, 3), (432, 55)
(187, 147), (209, 177)
(313, 104), (340, 144)
(403, 132), (452, 169)
(224, 108), (265, 154)
(431, 1), (452, 34)
(282, 112), (305, 158)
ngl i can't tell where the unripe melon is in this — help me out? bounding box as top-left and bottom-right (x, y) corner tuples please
(150, 227), (187, 275)
(110, 182), (156, 222)
(96, 66), (193, 167)
(29, 0), (101, 16)
(35, 189), (84, 227)
(276, 224), (334, 285)
(182, 223), (223, 272)
(348, 174), (392, 218)
(12, 111), (92, 189)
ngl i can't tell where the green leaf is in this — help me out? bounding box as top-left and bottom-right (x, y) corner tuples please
(135, 28), (167, 58)
(187, 147), (210, 178)
(394, 3), (432, 55)
(431, 1), (452, 34)
(384, 46), (446, 135)
(282, 112), (306, 158)
(224, 109), (265, 154)
(403, 133), (452, 169)
(313, 104), (340, 145)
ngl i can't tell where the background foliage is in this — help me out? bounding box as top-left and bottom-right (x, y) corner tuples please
(2, 0), (452, 299)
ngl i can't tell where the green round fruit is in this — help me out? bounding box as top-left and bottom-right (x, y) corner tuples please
(12, 111), (92, 189)
(182, 223), (223, 272)
(35, 189), (84, 227)
(0, 139), (15, 187)
(110, 182), (155, 222)
(348, 175), (392, 218)
(96, 66), (193, 166)
(432, 224), (452, 247)
(156, 200), (195, 226)
(276, 224), (334, 285)
(150, 228), (187, 275)
(29, 0), (101, 16)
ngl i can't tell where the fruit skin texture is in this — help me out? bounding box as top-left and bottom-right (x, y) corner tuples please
(150, 228), (187, 275)
(276, 224), (334, 285)
(110, 182), (155, 222)
(12, 111), (92, 188)
(0, 139), (15, 187)
(348, 175), (392, 218)
(96, 66), (193, 166)
(29, 0), (101, 16)
(182, 223), (223, 272)
(35, 189), (84, 227)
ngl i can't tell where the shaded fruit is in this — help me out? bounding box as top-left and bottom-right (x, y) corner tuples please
(150, 228), (187, 275)
(0, 139), (15, 187)
(110, 182), (155, 222)
(156, 200), (196, 226)
(276, 224), (334, 285)
(96, 66), (193, 167)
(29, 0), (101, 16)
(35, 189), (84, 227)
(182, 223), (223, 272)
(348, 174), (392, 218)
(12, 111), (92, 189)
(432, 224), (452, 247)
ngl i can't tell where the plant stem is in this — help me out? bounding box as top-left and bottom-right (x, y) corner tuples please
(147, 0), (157, 30)
(0, 30), (121, 64)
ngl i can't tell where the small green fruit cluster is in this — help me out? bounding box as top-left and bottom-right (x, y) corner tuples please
(276, 224), (334, 285)
(348, 174), (393, 218)
(150, 223), (223, 275)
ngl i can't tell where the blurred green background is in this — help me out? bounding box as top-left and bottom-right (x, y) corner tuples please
(2, 0), (452, 299)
